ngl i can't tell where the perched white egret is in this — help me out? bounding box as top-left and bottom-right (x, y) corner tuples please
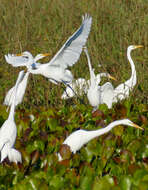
(27, 14), (92, 84)
(0, 71), (25, 163)
(58, 119), (143, 161)
(84, 47), (116, 110)
(99, 45), (143, 108)
(4, 52), (49, 106)
(113, 45), (143, 102)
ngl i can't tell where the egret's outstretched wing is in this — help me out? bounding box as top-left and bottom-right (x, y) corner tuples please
(48, 14), (92, 68)
(101, 82), (114, 109)
(5, 54), (28, 67)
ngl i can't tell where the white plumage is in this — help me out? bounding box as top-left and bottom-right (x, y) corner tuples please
(4, 52), (49, 106)
(28, 14), (92, 84)
(98, 45), (143, 108)
(113, 45), (143, 102)
(58, 119), (143, 161)
(4, 51), (48, 69)
(0, 71), (24, 163)
(84, 47), (115, 110)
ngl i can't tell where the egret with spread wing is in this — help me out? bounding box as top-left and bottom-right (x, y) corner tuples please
(84, 47), (116, 110)
(4, 52), (49, 106)
(28, 14), (92, 84)
(58, 119), (143, 161)
(0, 71), (25, 163)
(5, 51), (49, 69)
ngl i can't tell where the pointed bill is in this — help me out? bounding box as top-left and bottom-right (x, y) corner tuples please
(109, 75), (117, 81)
(41, 53), (50, 57)
(16, 53), (23, 56)
(134, 45), (143, 49)
(132, 122), (144, 130)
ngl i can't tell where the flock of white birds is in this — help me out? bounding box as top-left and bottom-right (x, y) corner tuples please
(0, 14), (143, 163)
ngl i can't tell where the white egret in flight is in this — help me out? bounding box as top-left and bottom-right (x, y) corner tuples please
(58, 119), (143, 161)
(4, 52), (49, 106)
(0, 70), (25, 163)
(27, 14), (92, 85)
(4, 51), (49, 70)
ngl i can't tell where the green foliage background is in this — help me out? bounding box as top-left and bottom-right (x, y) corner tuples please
(0, 0), (148, 189)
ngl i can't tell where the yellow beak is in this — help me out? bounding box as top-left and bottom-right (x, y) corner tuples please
(134, 45), (143, 49)
(132, 123), (144, 130)
(42, 53), (50, 57)
(109, 75), (117, 81)
(16, 53), (23, 56)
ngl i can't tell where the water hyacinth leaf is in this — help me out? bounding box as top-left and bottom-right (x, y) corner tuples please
(49, 175), (65, 188)
(119, 176), (132, 190)
(79, 175), (94, 190)
(31, 150), (40, 165)
(26, 140), (45, 154)
(47, 118), (59, 131)
(127, 139), (142, 154)
(12, 171), (24, 185)
(92, 175), (114, 190)
(59, 144), (72, 160)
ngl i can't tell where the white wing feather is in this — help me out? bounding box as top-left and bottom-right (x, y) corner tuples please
(100, 82), (114, 109)
(5, 54), (29, 67)
(48, 14), (92, 68)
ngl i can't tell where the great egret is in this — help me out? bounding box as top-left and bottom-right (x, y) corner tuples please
(0, 71), (25, 163)
(84, 47), (116, 110)
(61, 72), (114, 100)
(99, 45), (143, 108)
(113, 45), (143, 102)
(5, 51), (49, 69)
(4, 52), (49, 106)
(27, 14), (92, 85)
(58, 119), (143, 161)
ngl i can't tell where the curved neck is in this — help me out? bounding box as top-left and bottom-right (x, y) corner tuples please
(126, 49), (136, 86)
(26, 54), (34, 69)
(85, 120), (128, 142)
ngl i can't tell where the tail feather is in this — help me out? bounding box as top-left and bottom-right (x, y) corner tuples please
(8, 148), (22, 164)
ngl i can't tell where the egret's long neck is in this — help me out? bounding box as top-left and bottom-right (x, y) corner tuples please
(84, 48), (96, 86)
(8, 98), (15, 121)
(8, 71), (24, 120)
(23, 72), (30, 83)
(27, 55), (34, 69)
(125, 49), (136, 87)
(84, 120), (126, 142)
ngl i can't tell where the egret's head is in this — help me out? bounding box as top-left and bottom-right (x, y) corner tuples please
(121, 119), (143, 130)
(108, 74), (117, 81)
(16, 51), (32, 58)
(34, 53), (50, 62)
(128, 45), (143, 51)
